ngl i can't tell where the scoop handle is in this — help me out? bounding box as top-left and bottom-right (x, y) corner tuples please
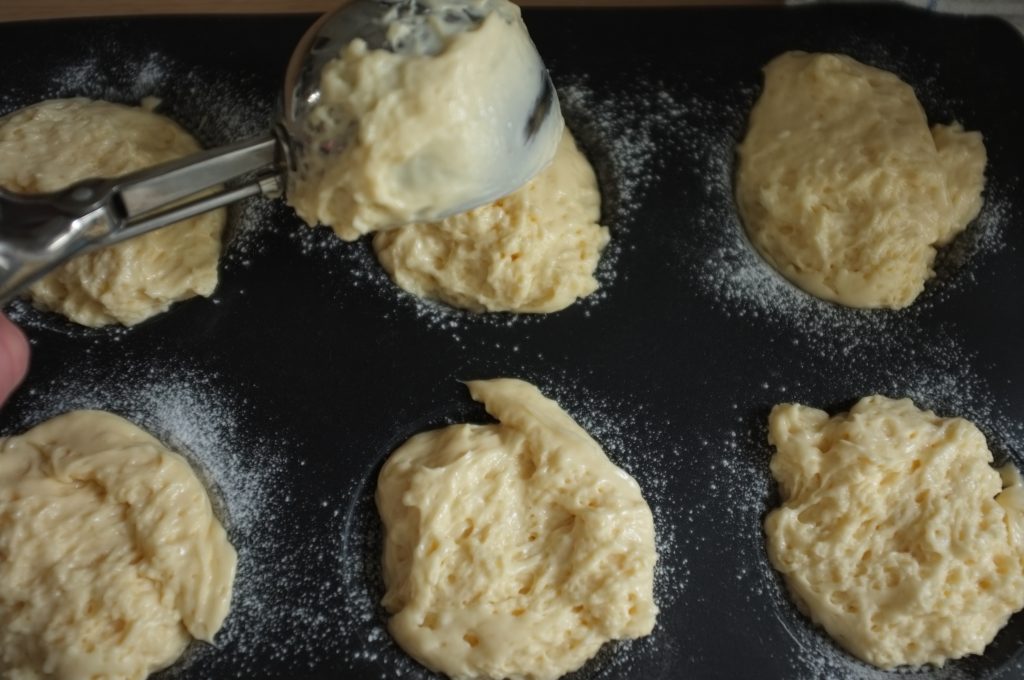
(0, 135), (282, 308)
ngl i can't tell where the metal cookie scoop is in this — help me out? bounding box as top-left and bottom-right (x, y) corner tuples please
(0, 0), (562, 306)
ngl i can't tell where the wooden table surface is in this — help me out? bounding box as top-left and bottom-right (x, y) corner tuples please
(0, 0), (780, 23)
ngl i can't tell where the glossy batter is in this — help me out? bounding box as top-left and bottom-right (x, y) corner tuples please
(736, 52), (986, 309)
(765, 396), (1024, 668)
(376, 379), (657, 679)
(0, 411), (236, 679)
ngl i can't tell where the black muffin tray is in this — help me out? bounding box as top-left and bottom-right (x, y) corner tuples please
(1, 4), (1023, 679)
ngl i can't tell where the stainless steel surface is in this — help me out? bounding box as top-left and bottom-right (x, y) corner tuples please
(278, 0), (562, 210)
(0, 136), (280, 305)
(0, 184), (114, 304)
(117, 135), (279, 215)
(0, 0), (561, 307)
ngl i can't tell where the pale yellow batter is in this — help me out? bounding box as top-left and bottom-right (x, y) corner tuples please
(764, 396), (1024, 668)
(0, 98), (225, 327)
(736, 52), (986, 309)
(288, 0), (562, 239)
(373, 131), (609, 313)
(0, 410), (236, 680)
(376, 379), (658, 680)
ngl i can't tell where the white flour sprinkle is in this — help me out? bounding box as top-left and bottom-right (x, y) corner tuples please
(648, 46), (1024, 679)
(24, 49), (273, 146)
(669, 50), (1016, 349)
(224, 196), (290, 264)
(7, 358), (351, 677)
(558, 78), (683, 224)
(680, 118), (1015, 346)
(6, 299), (131, 341)
(698, 352), (1024, 680)
(543, 377), (690, 679)
(334, 376), (686, 679)
(558, 77), (686, 313)
(543, 375), (690, 611)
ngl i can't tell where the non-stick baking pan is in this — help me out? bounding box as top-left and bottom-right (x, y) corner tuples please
(1, 4), (1023, 679)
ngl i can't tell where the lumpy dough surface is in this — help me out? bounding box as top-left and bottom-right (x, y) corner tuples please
(0, 410), (237, 680)
(764, 396), (1024, 668)
(0, 98), (225, 327)
(376, 379), (657, 679)
(373, 131), (609, 313)
(736, 52), (986, 309)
